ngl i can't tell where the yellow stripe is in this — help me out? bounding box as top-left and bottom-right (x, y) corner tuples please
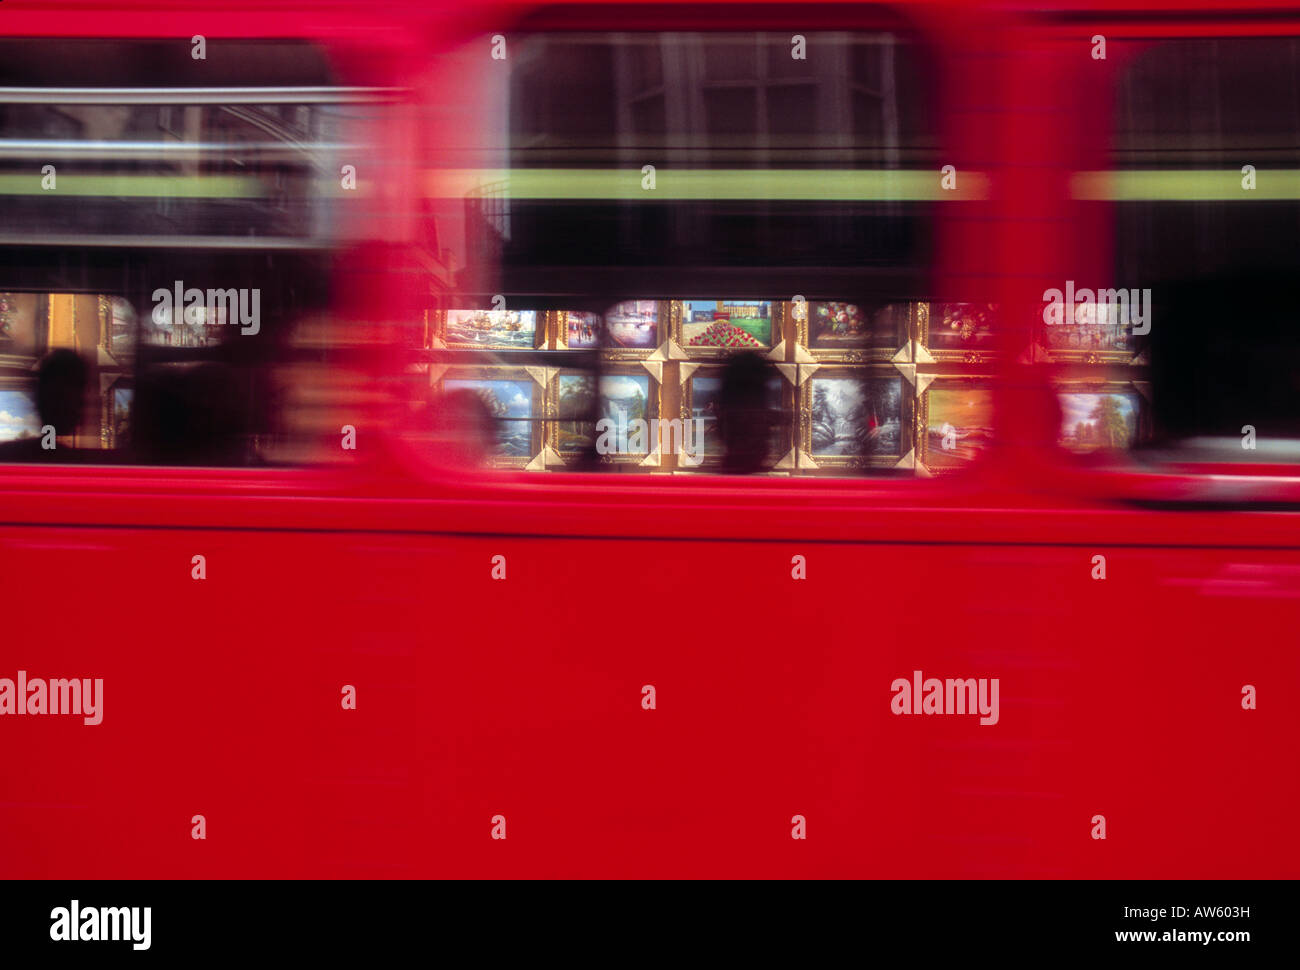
(1072, 170), (1300, 201)
(0, 174), (268, 197)
(429, 168), (988, 202)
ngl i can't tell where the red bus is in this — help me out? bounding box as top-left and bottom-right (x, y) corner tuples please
(1, 0), (1297, 878)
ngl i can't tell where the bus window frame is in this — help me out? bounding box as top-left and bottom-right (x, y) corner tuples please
(1029, 9), (1300, 503)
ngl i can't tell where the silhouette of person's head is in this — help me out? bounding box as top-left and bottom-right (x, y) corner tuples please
(36, 349), (88, 438)
(430, 388), (498, 467)
(718, 351), (777, 474)
(132, 362), (250, 465)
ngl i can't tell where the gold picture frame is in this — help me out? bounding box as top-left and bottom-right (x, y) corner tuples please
(673, 299), (783, 359)
(797, 300), (913, 363)
(101, 377), (133, 451)
(433, 364), (547, 468)
(799, 365), (914, 471)
(547, 363), (662, 466)
(0, 292), (46, 370)
(1054, 379), (1151, 454)
(563, 301), (671, 360)
(678, 364), (793, 470)
(98, 294), (137, 366)
(919, 302), (1001, 363)
(917, 376), (998, 472)
(1040, 299), (1147, 366)
(432, 306), (548, 352)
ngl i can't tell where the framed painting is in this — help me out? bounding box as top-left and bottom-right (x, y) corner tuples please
(98, 295), (137, 365)
(0, 292), (47, 368)
(435, 366), (544, 467)
(1043, 299), (1146, 365)
(1056, 383), (1147, 453)
(676, 299), (778, 356)
(0, 381), (40, 446)
(798, 300), (911, 362)
(552, 371), (600, 455)
(679, 366), (789, 468)
(560, 310), (603, 350)
(549, 366), (660, 465)
(438, 308), (544, 351)
(102, 379), (133, 450)
(140, 295), (224, 349)
(921, 302), (1000, 362)
(602, 300), (669, 358)
(799, 369), (910, 470)
(919, 379), (996, 471)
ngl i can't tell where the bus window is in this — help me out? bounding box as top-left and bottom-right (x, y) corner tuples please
(0, 38), (397, 466)
(0, 280), (326, 466)
(0, 293), (128, 460)
(1100, 36), (1300, 463)
(417, 25), (995, 476)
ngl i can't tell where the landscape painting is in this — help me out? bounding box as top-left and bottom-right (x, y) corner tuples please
(810, 376), (902, 457)
(556, 373), (653, 455)
(600, 374), (650, 423)
(443, 378), (534, 456)
(1058, 392), (1138, 451)
(0, 388), (39, 443)
(556, 374), (597, 451)
(682, 300), (772, 349)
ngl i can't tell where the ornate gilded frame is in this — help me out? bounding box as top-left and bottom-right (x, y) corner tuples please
(559, 301), (672, 361)
(798, 365), (915, 471)
(677, 364), (792, 470)
(97, 294), (138, 366)
(0, 292), (47, 370)
(101, 376), (133, 451)
(916, 375), (998, 473)
(547, 363), (662, 467)
(433, 364), (547, 468)
(919, 302), (1002, 363)
(796, 299), (914, 364)
(1052, 378), (1152, 453)
(1039, 300), (1148, 366)
(430, 307), (548, 352)
(672, 299), (783, 360)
